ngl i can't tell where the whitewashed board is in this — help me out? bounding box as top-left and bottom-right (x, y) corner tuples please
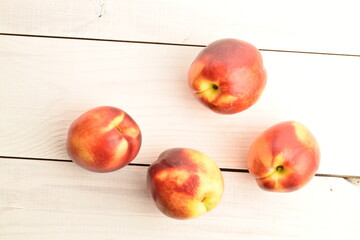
(1, 158), (359, 240)
(1, 1), (360, 239)
(1, 36), (360, 176)
(0, 0), (360, 55)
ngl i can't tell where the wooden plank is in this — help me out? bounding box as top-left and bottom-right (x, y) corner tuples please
(0, 158), (359, 239)
(0, 0), (360, 55)
(1, 35), (360, 176)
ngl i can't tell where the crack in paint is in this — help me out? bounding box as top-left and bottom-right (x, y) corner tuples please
(97, 0), (105, 18)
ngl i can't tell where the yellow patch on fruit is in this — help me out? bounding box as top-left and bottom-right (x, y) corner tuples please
(69, 137), (94, 163)
(77, 150), (94, 164)
(272, 153), (285, 171)
(216, 94), (238, 106)
(265, 153), (295, 190)
(121, 126), (140, 139)
(200, 89), (218, 102)
(195, 79), (220, 102)
(113, 138), (129, 161)
(201, 193), (220, 211)
(155, 169), (190, 185)
(102, 113), (125, 133)
(184, 150), (213, 172)
(185, 184), (223, 218)
(187, 200), (208, 218)
(292, 122), (316, 149)
(259, 153), (290, 178)
(185, 150), (224, 214)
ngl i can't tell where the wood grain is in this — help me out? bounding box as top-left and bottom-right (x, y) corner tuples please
(1, 2), (359, 239)
(0, 158), (359, 239)
(1, 35), (360, 176)
(0, 0), (360, 55)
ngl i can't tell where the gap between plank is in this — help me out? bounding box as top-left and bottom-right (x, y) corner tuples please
(1, 155), (359, 178)
(1, 32), (359, 57)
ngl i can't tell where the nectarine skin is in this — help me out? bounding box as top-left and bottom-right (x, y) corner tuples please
(248, 121), (320, 192)
(67, 106), (142, 172)
(188, 38), (266, 114)
(147, 148), (224, 220)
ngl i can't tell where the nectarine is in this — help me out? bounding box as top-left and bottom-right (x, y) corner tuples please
(248, 121), (320, 192)
(147, 148), (224, 219)
(188, 38), (266, 114)
(66, 106), (142, 172)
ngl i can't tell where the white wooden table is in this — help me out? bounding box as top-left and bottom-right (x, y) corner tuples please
(1, 1), (360, 239)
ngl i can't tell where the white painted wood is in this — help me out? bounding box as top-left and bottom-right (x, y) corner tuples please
(0, 158), (359, 239)
(1, 36), (360, 175)
(1, 2), (359, 239)
(0, 0), (360, 55)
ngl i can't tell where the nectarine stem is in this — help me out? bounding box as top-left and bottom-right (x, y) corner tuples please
(276, 166), (284, 172)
